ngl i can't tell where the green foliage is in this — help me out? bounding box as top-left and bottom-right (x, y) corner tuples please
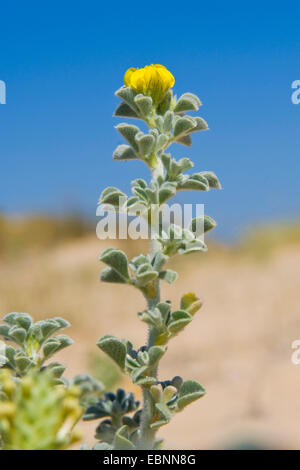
(0, 67), (221, 450)
(0, 313), (73, 381)
(0, 369), (83, 450)
(94, 70), (221, 449)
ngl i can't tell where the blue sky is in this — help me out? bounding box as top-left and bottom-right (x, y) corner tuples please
(1, 1), (299, 240)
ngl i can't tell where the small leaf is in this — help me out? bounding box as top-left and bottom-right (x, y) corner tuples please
(189, 117), (208, 132)
(174, 93), (201, 112)
(115, 123), (140, 151)
(99, 248), (130, 280)
(101, 266), (127, 284)
(97, 335), (127, 370)
(135, 133), (155, 155)
(190, 215), (217, 235)
(176, 134), (192, 146)
(134, 94), (153, 116)
(176, 380), (206, 411)
(180, 292), (203, 315)
(113, 425), (136, 450)
(159, 270), (178, 284)
(199, 171), (222, 189)
(113, 144), (137, 161)
(115, 87), (139, 113)
(114, 102), (139, 119)
(148, 346), (167, 366)
(173, 116), (196, 138)
(8, 327), (27, 345)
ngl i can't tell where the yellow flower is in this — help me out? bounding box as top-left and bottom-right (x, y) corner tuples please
(124, 64), (175, 104)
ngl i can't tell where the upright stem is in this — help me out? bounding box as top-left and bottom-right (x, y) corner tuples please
(139, 190), (161, 450)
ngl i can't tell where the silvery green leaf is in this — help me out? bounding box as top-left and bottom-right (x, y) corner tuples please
(14, 354), (34, 373)
(53, 334), (73, 352)
(13, 313), (33, 331)
(135, 376), (157, 386)
(114, 102), (140, 119)
(115, 123), (140, 151)
(148, 346), (166, 366)
(129, 254), (149, 272)
(97, 335), (127, 370)
(46, 362), (66, 378)
(145, 187), (158, 204)
(178, 158), (193, 173)
(199, 171), (222, 189)
(113, 144), (137, 161)
(136, 271), (158, 287)
(113, 425), (136, 450)
(131, 178), (147, 189)
(138, 308), (163, 329)
(131, 365), (148, 383)
(155, 115), (164, 131)
(137, 350), (149, 365)
(99, 186), (126, 206)
(168, 318), (191, 335)
(159, 270), (178, 284)
(157, 90), (172, 115)
(43, 339), (60, 358)
(156, 133), (169, 151)
(52, 317), (70, 330)
(151, 403), (172, 428)
(115, 86), (139, 113)
(176, 380), (206, 411)
(177, 175), (209, 191)
(134, 94), (153, 116)
(5, 346), (16, 365)
(176, 134), (192, 146)
(173, 116), (197, 138)
(151, 252), (168, 271)
(174, 93), (201, 113)
(159, 182), (177, 204)
(0, 324), (10, 338)
(2, 312), (18, 325)
(40, 320), (62, 340)
(161, 153), (171, 171)
(8, 326), (27, 345)
(189, 117), (208, 132)
(179, 240), (207, 254)
(135, 133), (155, 155)
(157, 302), (171, 322)
(101, 266), (127, 284)
(99, 248), (130, 280)
(189, 215), (217, 236)
(163, 111), (174, 132)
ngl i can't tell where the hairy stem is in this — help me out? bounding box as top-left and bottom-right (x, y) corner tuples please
(139, 206), (161, 449)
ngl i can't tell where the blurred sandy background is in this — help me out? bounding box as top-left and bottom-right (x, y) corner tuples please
(0, 215), (300, 449)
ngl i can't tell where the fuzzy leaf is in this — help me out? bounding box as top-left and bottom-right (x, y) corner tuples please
(135, 133), (155, 155)
(174, 93), (201, 113)
(113, 425), (136, 450)
(180, 293), (203, 315)
(189, 215), (217, 236)
(113, 144), (137, 161)
(101, 266), (127, 284)
(134, 94), (153, 116)
(158, 270), (178, 284)
(176, 380), (206, 410)
(114, 102), (139, 119)
(115, 123), (140, 151)
(173, 117), (196, 138)
(97, 335), (127, 370)
(199, 171), (222, 189)
(99, 248), (130, 280)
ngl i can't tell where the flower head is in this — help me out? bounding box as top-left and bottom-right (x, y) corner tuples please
(124, 64), (175, 104)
